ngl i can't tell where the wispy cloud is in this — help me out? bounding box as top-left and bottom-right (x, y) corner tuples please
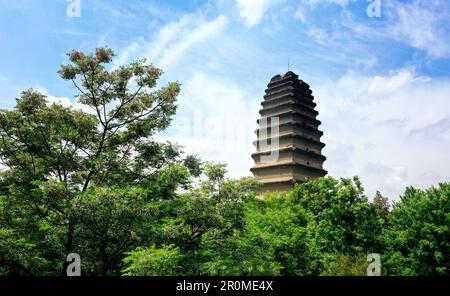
(112, 40), (141, 70)
(154, 15), (228, 71)
(334, 0), (450, 59)
(91, 0), (137, 19)
(236, 0), (281, 27)
(386, 0), (450, 59)
(113, 13), (228, 72)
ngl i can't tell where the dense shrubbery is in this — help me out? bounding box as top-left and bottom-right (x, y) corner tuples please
(1, 48), (449, 276)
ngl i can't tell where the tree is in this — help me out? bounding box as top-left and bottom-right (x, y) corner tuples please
(70, 186), (156, 275)
(383, 183), (450, 275)
(201, 162), (228, 198)
(183, 155), (203, 178)
(121, 164), (260, 276)
(200, 192), (309, 276)
(373, 190), (390, 219)
(291, 177), (384, 274)
(0, 47), (182, 275)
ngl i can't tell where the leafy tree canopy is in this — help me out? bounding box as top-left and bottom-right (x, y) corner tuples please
(383, 183), (450, 275)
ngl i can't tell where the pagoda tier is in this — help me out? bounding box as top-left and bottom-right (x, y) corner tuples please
(251, 71), (327, 192)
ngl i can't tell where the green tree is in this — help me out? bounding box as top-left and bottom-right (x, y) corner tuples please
(121, 164), (260, 276)
(71, 186), (156, 275)
(0, 47), (183, 275)
(291, 177), (383, 274)
(200, 192), (309, 276)
(373, 190), (390, 220)
(383, 183), (450, 275)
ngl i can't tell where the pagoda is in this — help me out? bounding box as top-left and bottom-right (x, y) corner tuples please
(250, 71), (327, 192)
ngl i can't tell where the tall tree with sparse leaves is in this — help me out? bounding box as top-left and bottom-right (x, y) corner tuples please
(0, 47), (181, 275)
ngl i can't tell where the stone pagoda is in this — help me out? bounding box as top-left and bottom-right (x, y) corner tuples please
(250, 71), (327, 192)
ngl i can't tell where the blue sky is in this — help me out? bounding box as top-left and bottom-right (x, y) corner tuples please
(1, 0), (450, 201)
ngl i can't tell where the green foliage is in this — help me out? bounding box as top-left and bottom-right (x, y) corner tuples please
(0, 229), (52, 276)
(383, 183), (450, 275)
(71, 186), (154, 275)
(320, 253), (369, 276)
(199, 193), (308, 276)
(373, 190), (390, 220)
(201, 162), (228, 198)
(183, 155), (203, 178)
(0, 47), (186, 275)
(122, 245), (184, 276)
(291, 177), (383, 274)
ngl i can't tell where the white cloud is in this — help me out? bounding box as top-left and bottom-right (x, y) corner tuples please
(316, 68), (450, 201)
(367, 68), (430, 96)
(47, 96), (73, 108)
(387, 1), (450, 59)
(33, 85), (96, 114)
(236, 0), (279, 27)
(112, 40), (141, 70)
(156, 15), (228, 71)
(159, 72), (260, 179)
(32, 85), (72, 108)
(114, 13), (228, 72)
(337, 1), (450, 59)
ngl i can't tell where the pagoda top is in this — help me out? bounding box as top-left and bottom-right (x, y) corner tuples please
(268, 71), (311, 91)
(270, 71), (299, 82)
(285, 71), (298, 78)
